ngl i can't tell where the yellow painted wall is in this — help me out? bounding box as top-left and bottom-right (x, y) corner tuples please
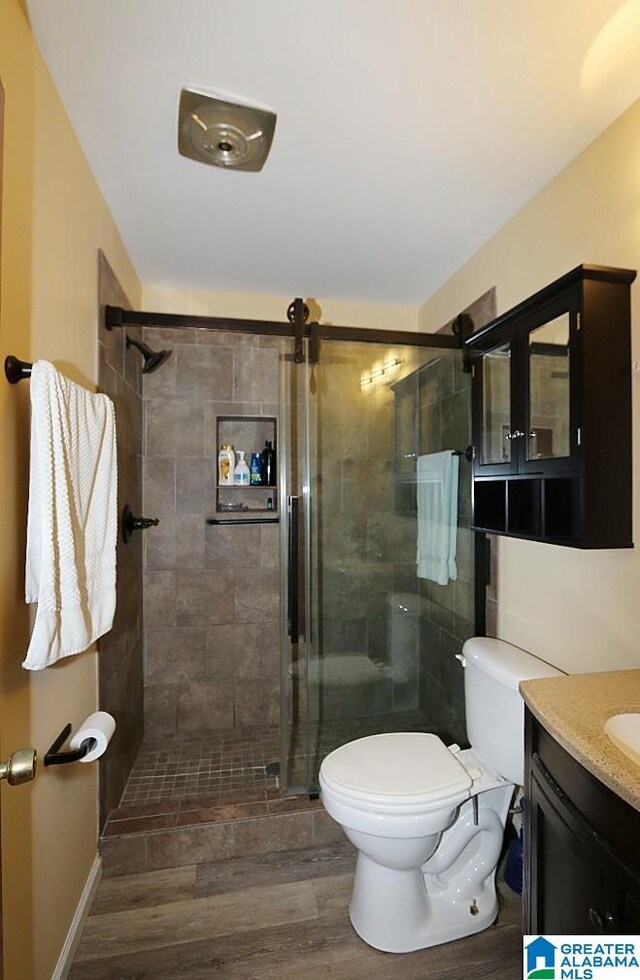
(0, 2), (140, 977)
(419, 96), (640, 675)
(142, 284), (419, 331)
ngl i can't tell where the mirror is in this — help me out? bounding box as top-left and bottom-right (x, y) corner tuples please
(482, 342), (511, 464)
(528, 313), (570, 460)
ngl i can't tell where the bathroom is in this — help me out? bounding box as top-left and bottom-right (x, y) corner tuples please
(3, 3), (640, 978)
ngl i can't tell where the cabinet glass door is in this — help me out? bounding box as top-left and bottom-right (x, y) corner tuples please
(527, 313), (570, 461)
(481, 342), (512, 465)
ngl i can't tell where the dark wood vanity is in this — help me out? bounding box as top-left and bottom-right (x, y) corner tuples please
(524, 709), (640, 934)
(464, 265), (635, 548)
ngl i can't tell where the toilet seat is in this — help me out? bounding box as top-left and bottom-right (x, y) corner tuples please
(320, 733), (473, 815)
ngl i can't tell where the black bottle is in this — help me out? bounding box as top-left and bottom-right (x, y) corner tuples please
(261, 440), (276, 487)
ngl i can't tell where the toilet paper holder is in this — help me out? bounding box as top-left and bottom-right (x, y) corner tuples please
(44, 724), (96, 766)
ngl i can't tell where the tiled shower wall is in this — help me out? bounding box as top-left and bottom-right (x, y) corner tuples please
(97, 252), (144, 824)
(415, 355), (473, 745)
(141, 327), (281, 736)
(308, 335), (484, 739)
(416, 288), (498, 745)
(316, 344), (421, 720)
(317, 347), (393, 659)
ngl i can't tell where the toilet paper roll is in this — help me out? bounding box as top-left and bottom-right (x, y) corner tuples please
(70, 711), (116, 763)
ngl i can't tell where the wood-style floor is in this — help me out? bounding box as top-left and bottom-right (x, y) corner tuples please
(69, 843), (523, 979)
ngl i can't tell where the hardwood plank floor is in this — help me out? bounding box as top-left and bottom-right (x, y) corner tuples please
(69, 843), (523, 979)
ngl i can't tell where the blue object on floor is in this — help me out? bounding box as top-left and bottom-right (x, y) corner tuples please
(504, 801), (524, 895)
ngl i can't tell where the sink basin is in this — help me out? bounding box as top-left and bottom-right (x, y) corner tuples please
(604, 714), (640, 766)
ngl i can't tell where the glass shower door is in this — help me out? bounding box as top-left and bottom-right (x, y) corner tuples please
(280, 338), (475, 795)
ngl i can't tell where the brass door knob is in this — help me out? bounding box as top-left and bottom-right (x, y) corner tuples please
(0, 748), (37, 786)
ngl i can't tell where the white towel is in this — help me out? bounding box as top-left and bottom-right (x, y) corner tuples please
(23, 361), (117, 670)
(416, 451), (459, 586)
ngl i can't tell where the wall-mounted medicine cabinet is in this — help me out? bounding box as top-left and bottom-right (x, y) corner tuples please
(464, 264), (636, 548)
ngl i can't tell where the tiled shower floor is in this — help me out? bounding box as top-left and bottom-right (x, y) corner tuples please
(117, 711), (428, 809)
(119, 727), (281, 807)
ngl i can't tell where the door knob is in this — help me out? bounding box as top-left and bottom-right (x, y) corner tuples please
(0, 748), (37, 786)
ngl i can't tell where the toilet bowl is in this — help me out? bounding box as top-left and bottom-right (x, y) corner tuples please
(319, 637), (563, 953)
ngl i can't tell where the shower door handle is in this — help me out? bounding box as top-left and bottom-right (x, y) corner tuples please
(287, 495), (300, 642)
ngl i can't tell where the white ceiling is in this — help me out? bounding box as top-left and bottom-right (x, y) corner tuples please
(25, 0), (640, 306)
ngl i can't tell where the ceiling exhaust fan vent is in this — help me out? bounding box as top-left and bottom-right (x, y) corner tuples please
(178, 88), (276, 172)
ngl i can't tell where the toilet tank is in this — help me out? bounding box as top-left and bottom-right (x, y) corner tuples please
(462, 637), (563, 784)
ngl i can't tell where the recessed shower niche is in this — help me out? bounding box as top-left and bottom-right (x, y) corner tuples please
(215, 414), (278, 519)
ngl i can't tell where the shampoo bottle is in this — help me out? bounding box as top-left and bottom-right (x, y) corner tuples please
(250, 452), (262, 485)
(261, 440), (276, 486)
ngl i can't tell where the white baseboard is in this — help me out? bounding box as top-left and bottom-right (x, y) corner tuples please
(52, 854), (102, 980)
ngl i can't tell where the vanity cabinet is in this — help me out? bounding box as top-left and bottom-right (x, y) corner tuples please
(524, 710), (640, 934)
(465, 265), (635, 547)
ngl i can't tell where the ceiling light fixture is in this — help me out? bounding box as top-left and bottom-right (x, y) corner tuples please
(360, 357), (403, 389)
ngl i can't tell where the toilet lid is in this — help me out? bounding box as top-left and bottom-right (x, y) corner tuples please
(321, 733), (472, 803)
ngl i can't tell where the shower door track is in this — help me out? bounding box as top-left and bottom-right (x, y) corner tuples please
(104, 304), (462, 352)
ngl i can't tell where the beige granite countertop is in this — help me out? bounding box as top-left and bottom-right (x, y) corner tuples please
(520, 669), (640, 812)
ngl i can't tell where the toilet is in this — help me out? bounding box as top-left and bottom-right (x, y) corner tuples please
(319, 637), (562, 953)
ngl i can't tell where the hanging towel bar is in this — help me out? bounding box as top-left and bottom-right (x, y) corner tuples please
(405, 447), (473, 462)
(454, 446), (474, 462)
(5, 356), (33, 384)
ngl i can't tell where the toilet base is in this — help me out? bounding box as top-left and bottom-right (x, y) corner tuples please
(349, 851), (499, 953)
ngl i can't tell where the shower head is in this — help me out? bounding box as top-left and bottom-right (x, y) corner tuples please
(126, 336), (172, 374)
(178, 87), (277, 172)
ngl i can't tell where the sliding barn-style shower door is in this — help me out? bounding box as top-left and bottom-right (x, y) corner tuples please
(279, 334), (476, 795)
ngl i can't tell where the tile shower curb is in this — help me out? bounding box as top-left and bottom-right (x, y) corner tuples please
(100, 800), (341, 877)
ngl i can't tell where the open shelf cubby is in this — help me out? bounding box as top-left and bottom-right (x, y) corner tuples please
(507, 478), (541, 538)
(473, 475), (580, 544)
(543, 477), (576, 542)
(473, 480), (507, 533)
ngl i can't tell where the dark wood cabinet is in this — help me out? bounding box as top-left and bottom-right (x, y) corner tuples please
(465, 265), (635, 547)
(524, 710), (640, 934)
